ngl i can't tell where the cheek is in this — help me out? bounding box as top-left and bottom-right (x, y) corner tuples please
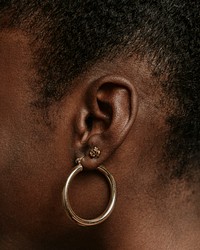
(0, 107), (74, 235)
(0, 32), (76, 236)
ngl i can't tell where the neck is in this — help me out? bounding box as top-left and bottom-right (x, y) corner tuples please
(102, 177), (200, 250)
(1, 181), (200, 250)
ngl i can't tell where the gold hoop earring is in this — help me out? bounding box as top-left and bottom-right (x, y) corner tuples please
(62, 160), (117, 227)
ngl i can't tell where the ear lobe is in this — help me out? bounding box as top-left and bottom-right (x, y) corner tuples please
(75, 75), (138, 169)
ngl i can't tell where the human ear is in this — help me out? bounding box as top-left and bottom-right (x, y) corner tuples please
(74, 75), (138, 169)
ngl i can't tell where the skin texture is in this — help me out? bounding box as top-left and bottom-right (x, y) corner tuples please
(0, 30), (200, 250)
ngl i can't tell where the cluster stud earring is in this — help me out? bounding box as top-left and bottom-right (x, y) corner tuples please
(89, 146), (101, 159)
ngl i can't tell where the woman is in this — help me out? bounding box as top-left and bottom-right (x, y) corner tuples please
(0, 1), (200, 249)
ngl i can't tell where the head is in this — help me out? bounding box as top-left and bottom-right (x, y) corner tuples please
(0, 0), (199, 248)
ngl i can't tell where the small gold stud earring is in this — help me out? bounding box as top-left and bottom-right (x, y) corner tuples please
(89, 146), (101, 159)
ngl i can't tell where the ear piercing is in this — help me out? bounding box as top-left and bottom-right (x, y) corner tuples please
(89, 146), (101, 159)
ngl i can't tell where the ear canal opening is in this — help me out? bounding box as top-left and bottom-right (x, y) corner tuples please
(85, 114), (93, 131)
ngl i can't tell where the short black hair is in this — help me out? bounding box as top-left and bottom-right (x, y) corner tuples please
(1, 0), (200, 179)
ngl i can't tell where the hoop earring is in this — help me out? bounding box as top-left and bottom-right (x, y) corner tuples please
(62, 159), (117, 227)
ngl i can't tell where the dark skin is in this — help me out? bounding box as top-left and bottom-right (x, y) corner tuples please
(1, 30), (200, 250)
